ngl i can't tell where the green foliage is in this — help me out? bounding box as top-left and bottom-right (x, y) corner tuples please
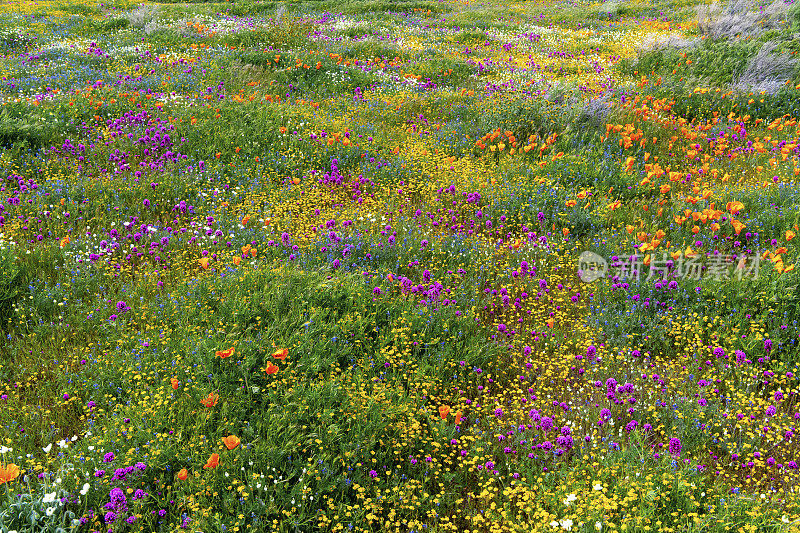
(0, 487), (78, 533)
(0, 108), (56, 150)
(790, 2), (800, 32)
(217, 21), (313, 49)
(0, 248), (24, 331)
(413, 57), (474, 87)
(620, 40), (759, 87)
(278, 60), (378, 97)
(334, 0), (452, 15)
(0, 29), (36, 50)
(57, 2), (100, 16)
(227, 1), (278, 17)
(454, 29), (490, 43)
(339, 41), (408, 61)
(100, 16), (130, 32)
(2, 0), (800, 530)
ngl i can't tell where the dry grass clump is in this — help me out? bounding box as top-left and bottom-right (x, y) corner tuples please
(733, 40), (798, 94)
(123, 4), (160, 30)
(697, 0), (793, 39)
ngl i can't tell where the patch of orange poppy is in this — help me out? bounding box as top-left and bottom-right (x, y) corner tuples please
(0, 463), (20, 485)
(216, 347), (235, 359)
(203, 453), (219, 469)
(726, 201), (744, 214)
(223, 435), (241, 450)
(200, 392), (219, 408)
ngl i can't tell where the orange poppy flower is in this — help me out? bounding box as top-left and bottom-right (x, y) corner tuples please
(215, 347), (235, 359)
(59, 236), (70, 248)
(170, 378), (180, 390)
(439, 405), (451, 420)
(272, 348), (288, 361)
(786, 230), (796, 241)
(200, 392), (219, 408)
(203, 453), (219, 469)
(455, 410), (463, 425)
(0, 463), (20, 485)
(263, 362), (279, 375)
(177, 468), (189, 481)
(223, 435), (241, 450)
(198, 257), (210, 270)
(233, 256), (241, 266)
(726, 201), (744, 214)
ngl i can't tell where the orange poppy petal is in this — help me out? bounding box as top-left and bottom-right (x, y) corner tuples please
(215, 347), (235, 359)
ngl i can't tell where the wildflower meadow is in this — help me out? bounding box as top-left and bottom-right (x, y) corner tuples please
(1, 0), (800, 531)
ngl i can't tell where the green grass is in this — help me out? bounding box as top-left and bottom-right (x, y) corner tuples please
(2, 0), (800, 530)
